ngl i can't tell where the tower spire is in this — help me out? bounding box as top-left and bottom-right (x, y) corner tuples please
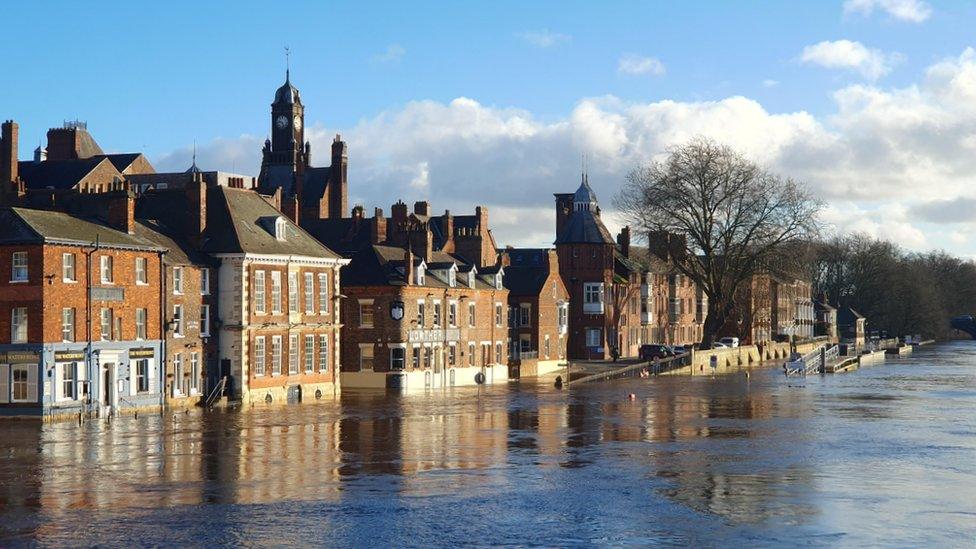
(285, 46), (290, 81)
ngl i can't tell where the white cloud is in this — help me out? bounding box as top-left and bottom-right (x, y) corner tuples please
(409, 161), (429, 189)
(518, 29), (570, 48)
(617, 54), (666, 76)
(157, 48), (976, 255)
(843, 0), (932, 22)
(799, 39), (900, 80)
(372, 44), (406, 63)
(762, 79), (780, 88)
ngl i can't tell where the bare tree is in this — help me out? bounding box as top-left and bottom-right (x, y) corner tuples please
(615, 138), (822, 348)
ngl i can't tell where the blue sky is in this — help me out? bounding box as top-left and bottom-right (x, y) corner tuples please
(4, 1), (976, 255)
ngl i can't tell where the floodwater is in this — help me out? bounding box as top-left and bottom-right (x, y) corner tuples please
(1, 343), (975, 547)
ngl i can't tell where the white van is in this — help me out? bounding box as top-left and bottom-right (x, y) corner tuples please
(718, 337), (739, 348)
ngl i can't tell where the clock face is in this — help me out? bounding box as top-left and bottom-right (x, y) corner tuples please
(293, 116), (302, 131)
(275, 115), (289, 129)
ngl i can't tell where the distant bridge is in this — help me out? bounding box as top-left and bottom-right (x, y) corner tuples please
(951, 315), (976, 339)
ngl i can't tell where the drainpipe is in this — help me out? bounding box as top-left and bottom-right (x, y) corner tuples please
(84, 235), (100, 417)
(158, 251), (167, 414)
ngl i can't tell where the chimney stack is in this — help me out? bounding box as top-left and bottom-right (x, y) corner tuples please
(413, 200), (430, 216)
(186, 173), (207, 243)
(405, 247), (414, 285)
(372, 207), (387, 244)
(107, 186), (135, 234)
(1, 120), (18, 196)
(282, 195), (300, 225)
(617, 226), (631, 258)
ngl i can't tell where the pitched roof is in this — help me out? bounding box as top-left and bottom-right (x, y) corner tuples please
(93, 153), (145, 173)
(838, 307), (865, 323)
(0, 207), (163, 251)
(554, 210), (615, 245)
(301, 216), (373, 256)
(201, 187), (341, 259)
(134, 219), (212, 266)
(17, 157), (115, 190)
(626, 247), (672, 273)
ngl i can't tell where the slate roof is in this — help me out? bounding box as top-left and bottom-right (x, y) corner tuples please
(134, 219), (213, 266)
(274, 75), (301, 104)
(301, 216), (373, 256)
(554, 210), (615, 245)
(17, 157), (115, 190)
(299, 166), (332, 207)
(343, 244), (499, 290)
(838, 307), (865, 324)
(0, 207), (164, 251)
(200, 187), (341, 259)
(626, 247), (672, 274)
(503, 265), (549, 296)
(93, 153), (145, 173)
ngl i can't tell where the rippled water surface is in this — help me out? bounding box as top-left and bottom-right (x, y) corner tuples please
(2, 343), (975, 547)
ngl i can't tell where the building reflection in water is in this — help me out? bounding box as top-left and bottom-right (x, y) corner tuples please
(2, 372), (822, 535)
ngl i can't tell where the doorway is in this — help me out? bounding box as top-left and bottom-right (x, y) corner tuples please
(101, 363), (115, 407)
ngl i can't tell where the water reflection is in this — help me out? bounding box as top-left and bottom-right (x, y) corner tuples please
(1, 343), (975, 546)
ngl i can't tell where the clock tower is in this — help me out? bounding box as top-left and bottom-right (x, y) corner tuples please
(258, 65), (349, 221)
(259, 68), (309, 197)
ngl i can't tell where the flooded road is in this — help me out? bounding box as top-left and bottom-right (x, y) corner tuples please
(1, 342), (975, 546)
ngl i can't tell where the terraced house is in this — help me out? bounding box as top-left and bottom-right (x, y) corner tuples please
(501, 248), (569, 378)
(0, 200), (165, 419)
(305, 201), (509, 389)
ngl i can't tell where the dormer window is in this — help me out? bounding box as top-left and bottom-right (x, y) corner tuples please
(448, 269), (456, 287)
(274, 217), (287, 241)
(416, 265), (425, 286)
(468, 270), (477, 288)
(495, 273), (503, 289)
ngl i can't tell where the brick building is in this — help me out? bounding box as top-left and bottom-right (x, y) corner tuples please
(305, 201), (509, 389)
(0, 202), (166, 418)
(135, 216), (217, 407)
(554, 176), (643, 359)
(0, 120), (154, 204)
(500, 248), (569, 378)
(194, 186), (347, 404)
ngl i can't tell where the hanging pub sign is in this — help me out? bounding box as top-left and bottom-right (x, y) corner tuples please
(390, 300), (405, 321)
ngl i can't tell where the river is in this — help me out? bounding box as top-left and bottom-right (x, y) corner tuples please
(1, 342), (974, 547)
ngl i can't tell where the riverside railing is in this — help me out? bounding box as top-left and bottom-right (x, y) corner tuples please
(567, 353), (691, 387)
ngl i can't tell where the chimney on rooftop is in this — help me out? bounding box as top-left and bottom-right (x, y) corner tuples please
(414, 200), (430, 216)
(617, 226), (631, 258)
(0, 121), (18, 201)
(107, 185), (135, 234)
(186, 172), (207, 244)
(372, 207), (387, 244)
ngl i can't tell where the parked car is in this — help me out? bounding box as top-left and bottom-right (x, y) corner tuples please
(719, 337), (740, 348)
(712, 342), (729, 349)
(672, 345), (689, 355)
(639, 344), (675, 360)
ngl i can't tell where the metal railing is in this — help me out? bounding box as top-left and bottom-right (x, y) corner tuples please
(204, 376), (227, 408)
(567, 352), (691, 386)
(785, 344), (838, 376)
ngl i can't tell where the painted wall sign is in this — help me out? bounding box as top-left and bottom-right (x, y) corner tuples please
(129, 347), (155, 359)
(91, 287), (125, 302)
(54, 350), (86, 362)
(0, 350), (40, 363)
